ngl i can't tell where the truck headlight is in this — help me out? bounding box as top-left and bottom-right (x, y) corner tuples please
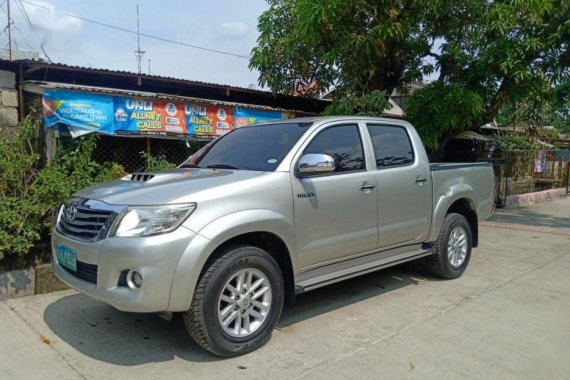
(113, 203), (196, 237)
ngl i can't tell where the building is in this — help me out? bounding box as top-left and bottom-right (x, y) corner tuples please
(0, 58), (329, 171)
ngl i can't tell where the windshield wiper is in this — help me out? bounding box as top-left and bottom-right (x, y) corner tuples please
(206, 164), (240, 170)
(179, 164), (201, 168)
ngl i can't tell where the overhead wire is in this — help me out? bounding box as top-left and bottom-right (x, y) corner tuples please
(13, 24), (34, 51)
(0, 0), (35, 52)
(19, 0), (251, 59)
(15, 0), (32, 28)
(0, 1), (13, 50)
(13, 0), (36, 51)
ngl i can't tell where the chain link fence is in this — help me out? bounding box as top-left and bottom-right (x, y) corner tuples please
(91, 135), (207, 173)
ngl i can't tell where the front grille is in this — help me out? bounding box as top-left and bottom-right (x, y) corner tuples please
(58, 202), (115, 242)
(61, 260), (98, 284)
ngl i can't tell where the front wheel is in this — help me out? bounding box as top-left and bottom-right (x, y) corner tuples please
(426, 213), (472, 279)
(183, 245), (284, 357)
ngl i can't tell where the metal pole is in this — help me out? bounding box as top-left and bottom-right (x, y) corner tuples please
(7, 0), (12, 60)
(566, 155), (570, 194)
(146, 137), (151, 169)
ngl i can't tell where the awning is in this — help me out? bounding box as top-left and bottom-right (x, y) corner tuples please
(453, 131), (491, 141)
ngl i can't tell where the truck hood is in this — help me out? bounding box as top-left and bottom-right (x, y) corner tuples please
(74, 168), (265, 205)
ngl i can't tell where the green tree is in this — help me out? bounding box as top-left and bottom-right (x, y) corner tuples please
(251, 0), (570, 148)
(546, 78), (570, 134)
(411, 0), (570, 147)
(251, 0), (432, 115)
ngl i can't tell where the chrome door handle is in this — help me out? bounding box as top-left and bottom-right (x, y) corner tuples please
(415, 176), (427, 184)
(360, 183), (376, 191)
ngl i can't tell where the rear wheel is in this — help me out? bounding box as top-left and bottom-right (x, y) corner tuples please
(183, 245), (284, 357)
(426, 213), (472, 279)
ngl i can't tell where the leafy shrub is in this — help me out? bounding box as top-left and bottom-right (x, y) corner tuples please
(0, 119), (126, 263)
(139, 151), (176, 172)
(0, 121), (44, 263)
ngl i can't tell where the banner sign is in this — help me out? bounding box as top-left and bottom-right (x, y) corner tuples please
(235, 107), (284, 127)
(113, 98), (187, 136)
(43, 89), (285, 139)
(43, 90), (114, 134)
(185, 103), (234, 138)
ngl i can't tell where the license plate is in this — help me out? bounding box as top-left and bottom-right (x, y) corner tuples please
(56, 245), (77, 271)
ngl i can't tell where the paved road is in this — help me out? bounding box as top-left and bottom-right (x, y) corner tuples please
(1, 198), (569, 380)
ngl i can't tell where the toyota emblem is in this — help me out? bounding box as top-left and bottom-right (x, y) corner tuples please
(65, 204), (77, 222)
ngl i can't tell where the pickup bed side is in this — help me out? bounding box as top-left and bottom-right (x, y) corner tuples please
(428, 162), (495, 246)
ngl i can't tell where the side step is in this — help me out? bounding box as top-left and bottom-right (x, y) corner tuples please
(295, 248), (433, 294)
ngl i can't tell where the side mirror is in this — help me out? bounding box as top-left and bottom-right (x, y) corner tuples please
(297, 153), (336, 175)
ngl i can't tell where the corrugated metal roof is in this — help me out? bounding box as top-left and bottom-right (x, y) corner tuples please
(20, 59), (275, 95)
(24, 81), (297, 113)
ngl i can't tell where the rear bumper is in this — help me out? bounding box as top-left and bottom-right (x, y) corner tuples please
(52, 226), (196, 313)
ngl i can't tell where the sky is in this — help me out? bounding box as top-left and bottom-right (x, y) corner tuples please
(2, 0), (269, 88)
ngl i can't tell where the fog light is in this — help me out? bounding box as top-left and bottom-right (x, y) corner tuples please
(129, 271), (143, 288)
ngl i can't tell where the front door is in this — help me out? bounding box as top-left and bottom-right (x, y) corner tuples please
(292, 124), (378, 268)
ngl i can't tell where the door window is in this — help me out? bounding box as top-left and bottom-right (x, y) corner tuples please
(367, 125), (414, 168)
(304, 125), (365, 173)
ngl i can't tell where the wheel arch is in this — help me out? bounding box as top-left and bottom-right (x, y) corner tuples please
(204, 232), (296, 304)
(446, 198), (478, 247)
(168, 210), (297, 311)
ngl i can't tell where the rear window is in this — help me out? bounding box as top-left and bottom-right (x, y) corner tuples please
(367, 125), (414, 168)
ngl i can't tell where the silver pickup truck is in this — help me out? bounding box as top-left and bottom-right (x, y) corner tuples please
(52, 116), (494, 357)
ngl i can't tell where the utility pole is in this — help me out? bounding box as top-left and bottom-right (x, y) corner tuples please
(134, 4), (145, 75)
(7, 0), (12, 60)
(148, 59), (151, 75)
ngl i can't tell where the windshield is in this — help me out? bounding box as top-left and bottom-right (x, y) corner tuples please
(182, 123), (310, 172)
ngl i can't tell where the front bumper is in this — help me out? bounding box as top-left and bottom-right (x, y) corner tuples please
(52, 226), (196, 313)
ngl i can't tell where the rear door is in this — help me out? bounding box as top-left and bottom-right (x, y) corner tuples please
(366, 124), (431, 248)
(291, 123), (378, 268)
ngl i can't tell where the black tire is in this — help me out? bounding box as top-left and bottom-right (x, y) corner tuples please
(183, 245), (284, 357)
(426, 213), (472, 279)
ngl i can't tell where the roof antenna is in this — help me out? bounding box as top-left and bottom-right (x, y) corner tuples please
(134, 4), (145, 78)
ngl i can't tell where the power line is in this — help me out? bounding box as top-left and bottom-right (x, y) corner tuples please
(13, 24), (33, 50)
(15, 0), (32, 28)
(13, 0), (52, 60)
(0, 0), (37, 52)
(20, 0), (251, 59)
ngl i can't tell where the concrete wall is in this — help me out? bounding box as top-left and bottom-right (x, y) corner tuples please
(506, 188), (567, 207)
(0, 268), (35, 301)
(0, 265), (69, 300)
(0, 69), (19, 139)
(34, 264), (69, 294)
(496, 176), (534, 197)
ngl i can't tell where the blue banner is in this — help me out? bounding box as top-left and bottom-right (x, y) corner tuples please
(234, 107), (284, 127)
(43, 89), (288, 138)
(43, 89), (114, 134)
